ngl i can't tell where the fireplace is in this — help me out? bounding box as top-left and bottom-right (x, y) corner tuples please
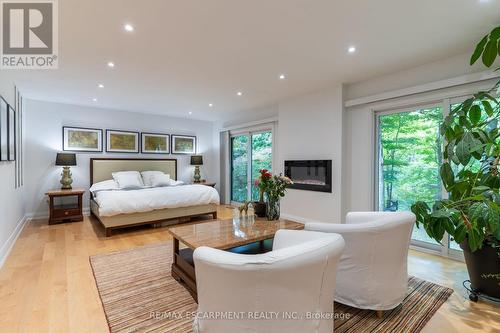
(284, 160), (332, 193)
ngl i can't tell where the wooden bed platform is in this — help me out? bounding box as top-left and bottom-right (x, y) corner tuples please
(90, 158), (218, 237)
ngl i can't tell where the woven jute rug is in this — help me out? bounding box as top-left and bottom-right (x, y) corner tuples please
(90, 243), (453, 333)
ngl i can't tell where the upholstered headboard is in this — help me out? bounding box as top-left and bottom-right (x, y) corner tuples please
(90, 158), (177, 185)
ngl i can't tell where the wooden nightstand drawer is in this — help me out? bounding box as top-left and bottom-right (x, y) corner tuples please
(52, 208), (81, 219)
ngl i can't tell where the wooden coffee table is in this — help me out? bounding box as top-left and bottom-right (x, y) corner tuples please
(167, 217), (304, 300)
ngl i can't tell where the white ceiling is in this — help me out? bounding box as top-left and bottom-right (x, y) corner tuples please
(7, 0), (500, 121)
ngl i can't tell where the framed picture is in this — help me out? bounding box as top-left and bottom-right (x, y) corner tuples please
(8, 105), (15, 161)
(171, 134), (196, 154)
(141, 132), (170, 154)
(63, 126), (103, 152)
(106, 130), (140, 153)
(0, 97), (8, 161)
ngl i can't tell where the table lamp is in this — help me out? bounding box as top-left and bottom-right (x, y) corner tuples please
(190, 155), (203, 183)
(56, 153), (77, 189)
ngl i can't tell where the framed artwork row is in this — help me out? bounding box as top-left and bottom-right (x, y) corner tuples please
(0, 96), (16, 162)
(62, 126), (197, 155)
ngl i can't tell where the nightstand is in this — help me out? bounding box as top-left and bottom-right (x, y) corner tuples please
(46, 188), (85, 225)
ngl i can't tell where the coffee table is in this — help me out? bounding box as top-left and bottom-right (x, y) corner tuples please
(167, 217), (304, 300)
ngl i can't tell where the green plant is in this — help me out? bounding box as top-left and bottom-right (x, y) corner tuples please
(265, 174), (293, 202)
(411, 26), (500, 252)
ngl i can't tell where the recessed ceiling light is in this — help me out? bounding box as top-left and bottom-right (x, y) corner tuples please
(348, 46), (356, 53)
(188, 111), (192, 115)
(237, 91), (243, 96)
(92, 98), (98, 102)
(107, 61), (115, 68)
(208, 103), (213, 107)
(124, 24), (134, 32)
(279, 74), (286, 80)
(98, 84), (104, 88)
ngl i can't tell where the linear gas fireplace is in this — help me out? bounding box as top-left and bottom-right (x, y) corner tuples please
(284, 160), (332, 193)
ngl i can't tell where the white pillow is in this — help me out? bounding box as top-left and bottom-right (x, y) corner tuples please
(89, 179), (119, 194)
(141, 171), (170, 187)
(150, 173), (174, 187)
(112, 171), (144, 189)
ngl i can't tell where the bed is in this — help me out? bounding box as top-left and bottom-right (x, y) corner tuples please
(89, 158), (219, 236)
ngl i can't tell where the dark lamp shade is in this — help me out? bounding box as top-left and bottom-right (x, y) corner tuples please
(190, 155), (203, 166)
(56, 153), (77, 166)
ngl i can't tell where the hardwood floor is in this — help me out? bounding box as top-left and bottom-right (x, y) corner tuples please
(0, 206), (498, 333)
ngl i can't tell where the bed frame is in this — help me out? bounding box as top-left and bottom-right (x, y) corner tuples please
(89, 158), (217, 237)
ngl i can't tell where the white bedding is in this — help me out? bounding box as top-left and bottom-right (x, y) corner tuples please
(94, 184), (220, 217)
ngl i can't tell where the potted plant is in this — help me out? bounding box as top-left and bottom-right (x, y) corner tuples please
(253, 169), (272, 217)
(411, 26), (500, 300)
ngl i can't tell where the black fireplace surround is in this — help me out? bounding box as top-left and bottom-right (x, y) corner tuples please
(284, 160), (332, 193)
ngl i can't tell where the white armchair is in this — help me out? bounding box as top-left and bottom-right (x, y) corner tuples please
(305, 212), (415, 314)
(193, 229), (345, 333)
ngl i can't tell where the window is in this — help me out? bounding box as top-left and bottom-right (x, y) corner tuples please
(231, 130), (273, 203)
(231, 135), (249, 203)
(375, 94), (498, 260)
(376, 106), (444, 247)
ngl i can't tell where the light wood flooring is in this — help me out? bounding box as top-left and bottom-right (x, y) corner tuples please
(0, 206), (498, 333)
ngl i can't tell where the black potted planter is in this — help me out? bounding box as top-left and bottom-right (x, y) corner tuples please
(460, 240), (500, 299)
(253, 201), (266, 218)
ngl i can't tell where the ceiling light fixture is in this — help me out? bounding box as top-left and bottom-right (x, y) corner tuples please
(208, 103), (213, 107)
(348, 46), (356, 54)
(107, 61), (115, 68)
(279, 74), (286, 80)
(124, 24), (134, 32)
(98, 84), (104, 88)
(92, 98), (98, 102)
(188, 111), (192, 115)
(237, 91), (243, 96)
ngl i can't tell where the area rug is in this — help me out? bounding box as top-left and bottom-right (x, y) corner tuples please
(90, 242), (453, 333)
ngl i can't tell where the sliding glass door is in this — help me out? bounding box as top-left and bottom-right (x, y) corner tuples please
(231, 130), (273, 203)
(231, 135), (249, 203)
(377, 106), (444, 247)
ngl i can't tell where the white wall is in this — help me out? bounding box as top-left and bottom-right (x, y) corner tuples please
(25, 99), (217, 218)
(345, 52), (486, 100)
(219, 105), (279, 129)
(277, 84), (345, 223)
(215, 85), (346, 223)
(0, 80), (26, 266)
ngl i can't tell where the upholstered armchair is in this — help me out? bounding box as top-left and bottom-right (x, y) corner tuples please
(305, 211), (415, 317)
(193, 229), (345, 333)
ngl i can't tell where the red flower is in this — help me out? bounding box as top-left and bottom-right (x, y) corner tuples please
(260, 169), (272, 179)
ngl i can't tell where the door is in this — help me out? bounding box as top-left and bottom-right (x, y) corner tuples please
(231, 130), (273, 203)
(376, 105), (444, 248)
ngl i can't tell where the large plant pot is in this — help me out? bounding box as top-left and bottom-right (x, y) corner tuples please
(253, 201), (266, 218)
(460, 241), (500, 299)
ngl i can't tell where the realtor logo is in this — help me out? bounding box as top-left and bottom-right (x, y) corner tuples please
(1, 0), (58, 69)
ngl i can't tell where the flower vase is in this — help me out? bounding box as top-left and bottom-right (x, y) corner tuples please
(266, 196), (280, 221)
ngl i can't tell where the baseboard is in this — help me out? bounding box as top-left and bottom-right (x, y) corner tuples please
(280, 213), (326, 224)
(26, 207), (91, 220)
(0, 215), (29, 269)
